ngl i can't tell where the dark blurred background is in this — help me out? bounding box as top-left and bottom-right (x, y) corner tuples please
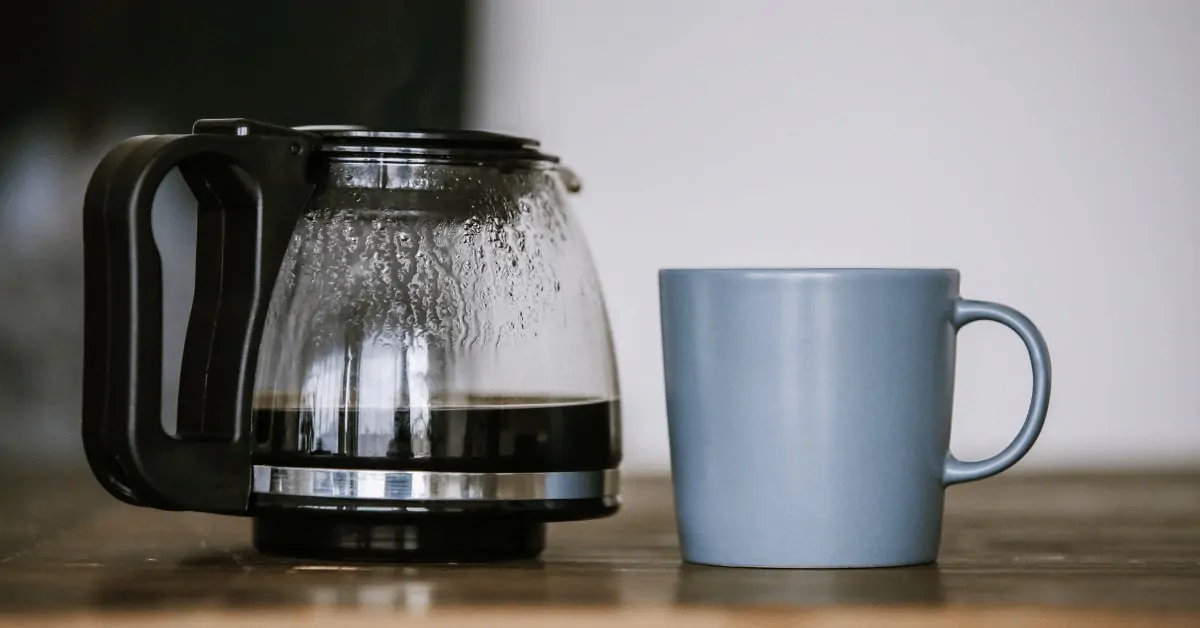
(0, 0), (471, 470)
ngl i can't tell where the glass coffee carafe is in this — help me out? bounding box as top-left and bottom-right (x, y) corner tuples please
(81, 119), (620, 561)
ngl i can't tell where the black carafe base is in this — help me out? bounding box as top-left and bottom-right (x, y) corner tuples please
(250, 497), (618, 563)
(253, 514), (546, 563)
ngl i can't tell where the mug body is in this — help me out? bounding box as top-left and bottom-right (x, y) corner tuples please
(659, 268), (960, 568)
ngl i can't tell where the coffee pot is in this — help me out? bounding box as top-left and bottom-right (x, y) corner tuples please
(81, 118), (621, 561)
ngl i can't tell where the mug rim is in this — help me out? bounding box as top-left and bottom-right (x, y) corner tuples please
(659, 267), (960, 276)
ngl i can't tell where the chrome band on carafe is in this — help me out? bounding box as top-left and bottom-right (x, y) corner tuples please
(252, 466), (619, 502)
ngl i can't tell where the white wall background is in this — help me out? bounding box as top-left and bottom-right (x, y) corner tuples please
(467, 0), (1200, 472)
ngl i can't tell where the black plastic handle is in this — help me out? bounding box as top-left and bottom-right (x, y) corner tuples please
(82, 120), (317, 514)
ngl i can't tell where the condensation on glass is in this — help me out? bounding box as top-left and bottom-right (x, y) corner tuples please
(250, 158), (620, 466)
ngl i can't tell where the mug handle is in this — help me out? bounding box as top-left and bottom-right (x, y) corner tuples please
(943, 299), (1052, 486)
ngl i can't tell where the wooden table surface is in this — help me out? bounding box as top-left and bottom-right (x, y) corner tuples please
(2, 470), (1199, 626)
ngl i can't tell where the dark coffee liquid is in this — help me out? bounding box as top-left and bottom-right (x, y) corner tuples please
(251, 397), (620, 472)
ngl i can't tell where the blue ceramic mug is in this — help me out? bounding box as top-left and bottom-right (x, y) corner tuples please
(659, 268), (1051, 568)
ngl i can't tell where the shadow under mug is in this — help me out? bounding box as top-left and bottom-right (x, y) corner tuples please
(658, 268), (1051, 568)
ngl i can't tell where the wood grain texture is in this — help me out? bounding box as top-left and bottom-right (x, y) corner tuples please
(1, 470), (1199, 625)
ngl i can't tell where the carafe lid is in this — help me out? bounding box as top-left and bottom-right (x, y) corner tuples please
(292, 124), (560, 164)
